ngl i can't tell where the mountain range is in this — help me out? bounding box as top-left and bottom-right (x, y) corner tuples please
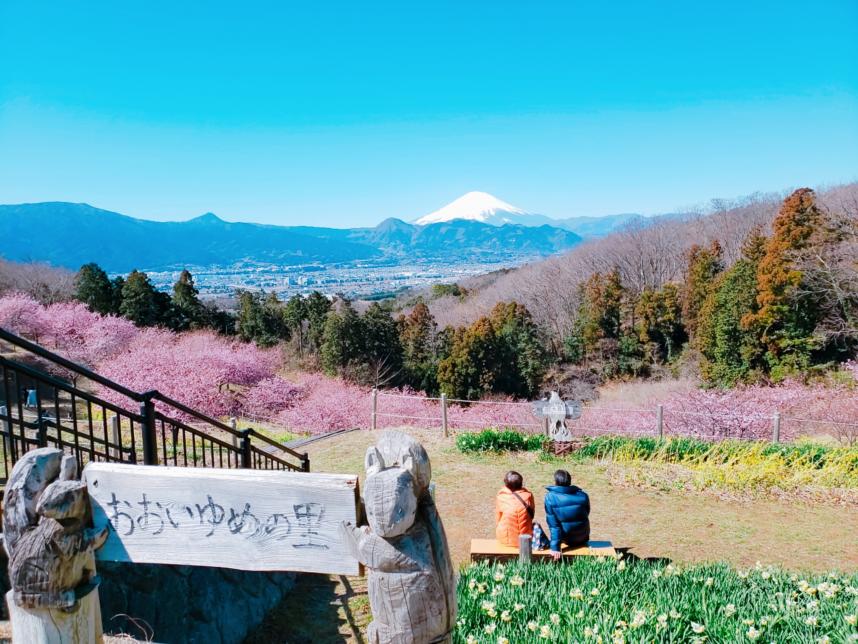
(0, 200), (583, 272)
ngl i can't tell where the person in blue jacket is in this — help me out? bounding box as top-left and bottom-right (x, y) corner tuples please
(544, 469), (590, 561)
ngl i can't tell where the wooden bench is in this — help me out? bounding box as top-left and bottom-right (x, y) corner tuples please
(470, 537), (615, 562)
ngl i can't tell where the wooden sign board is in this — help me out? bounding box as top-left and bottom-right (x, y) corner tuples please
(82, 463), (361, 575)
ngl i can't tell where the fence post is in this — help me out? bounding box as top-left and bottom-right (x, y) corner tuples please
(230, 417), (239, 450)
(656, 405), (664, 440)
(36, 415), (48, 448)
(518, 534), (532, 564)
(111, 414), (121, 460)
(772, 412), (781, 443)
(240, 429), (253, 468)
(371, 388), (378, 431)
(441, 393), (448, 438)
(301, 452), (310, 472)
(1, 405), (9, 460)
(140, 391), (158, 466)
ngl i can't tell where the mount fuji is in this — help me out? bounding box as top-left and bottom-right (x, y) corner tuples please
(414, 191), (556, 227)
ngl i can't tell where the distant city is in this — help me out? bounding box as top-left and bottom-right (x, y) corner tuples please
(141, 257), (518, 300)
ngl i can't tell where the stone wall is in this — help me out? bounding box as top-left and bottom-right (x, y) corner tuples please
(98, 562), (296, 644)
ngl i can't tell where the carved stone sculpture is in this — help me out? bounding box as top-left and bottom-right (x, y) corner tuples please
(340, 431), (456, 644)
(3, 447), (108, 610)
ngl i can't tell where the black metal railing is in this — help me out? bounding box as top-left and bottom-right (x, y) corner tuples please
(0, 327), (309, 483)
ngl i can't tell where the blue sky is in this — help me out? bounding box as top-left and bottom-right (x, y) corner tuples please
(1, 1), (856, 227)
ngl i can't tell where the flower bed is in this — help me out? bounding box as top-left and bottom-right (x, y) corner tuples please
(568, 436), (858, 496)
(456, 558), (858, 643)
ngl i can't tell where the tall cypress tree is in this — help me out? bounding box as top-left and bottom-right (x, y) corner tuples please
(172, 269), (204, 330)
(398, 301), (439, 393)
(743, 188), (823, 377)
(682, 241), (724, 338)
(697, 228), (767, 386)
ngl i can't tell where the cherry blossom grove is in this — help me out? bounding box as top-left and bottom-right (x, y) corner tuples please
(1, 293), (856, 441)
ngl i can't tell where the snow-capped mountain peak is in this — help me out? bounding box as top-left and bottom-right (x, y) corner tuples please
(414, 191), (549, 227)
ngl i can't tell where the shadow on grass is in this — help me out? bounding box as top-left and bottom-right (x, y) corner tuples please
(243, 574), (369, 644)
(618, 548), (673, 566)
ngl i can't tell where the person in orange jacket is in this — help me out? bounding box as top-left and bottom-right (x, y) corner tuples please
(495, 471), (535, 547)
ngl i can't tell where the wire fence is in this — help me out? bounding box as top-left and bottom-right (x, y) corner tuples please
(368, 390), (858, 445)
(224, 388), (858, 446)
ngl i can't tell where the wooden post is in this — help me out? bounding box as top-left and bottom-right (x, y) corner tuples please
(240, 429), (253, 468)
(110, 415), (121, 460)
(1, 405), (9, 461)
(518, 534), (532, 564)
(656, 404), (664, 439)
(230, 416), (239, 450)
(772, 412), (781, 443)
(139, 392), (158, 466)
(371, 388), (378, 431)
(6, 587), (103, 644)
(36, 415), (48, 447)
(543, 416), (550, 437)
(440, 393), (448, 437)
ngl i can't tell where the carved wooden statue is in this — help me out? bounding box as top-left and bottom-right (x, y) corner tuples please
(3, 447), (107, 643)
(340, 431), (456, 644)
(532, 391), (582, 442)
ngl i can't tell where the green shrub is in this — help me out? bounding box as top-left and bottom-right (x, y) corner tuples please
(457, 428), (545, 453)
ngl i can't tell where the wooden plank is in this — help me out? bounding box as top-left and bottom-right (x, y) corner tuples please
(470, 538), (615, 561)
(83, 463), (360, 575)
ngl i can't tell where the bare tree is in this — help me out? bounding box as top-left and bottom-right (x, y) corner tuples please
(0, 259), (76, 303)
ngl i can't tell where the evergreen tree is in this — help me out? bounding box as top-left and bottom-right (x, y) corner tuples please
(236, 291), (287, 347)
(437, 318), (500, 400)
(398, 301), (440, 393)
(617, 332), (647, 377)
(171, 269), (204, 330)
(320, 299), (363, 376)
(237, 291), (264, 343)
(305, 291), (332, 351)
(110, 276), (125, 314)
(681, 241), (724, 338)
(153, 290), (175, 328)
(263, 292), (290, 342)
(635, 283), (685, 362)
(75, 263), (114, 314)
(119, 270), (160, 326)
(436, 301), (545, 399)
(489, 301), (547, 397)
(697, 227), (767, 386)
(569, 269), (625, 364)
(743, 188), (823, 378)
(284, 294), (309, 356)
(362, 302), (403, 386)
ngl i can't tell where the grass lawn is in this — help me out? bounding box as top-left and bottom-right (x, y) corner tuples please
(247, 427), (858, 643)
(305, 428), (858, 571)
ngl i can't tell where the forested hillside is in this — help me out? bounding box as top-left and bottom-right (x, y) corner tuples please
(423, 183), (857, 385)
